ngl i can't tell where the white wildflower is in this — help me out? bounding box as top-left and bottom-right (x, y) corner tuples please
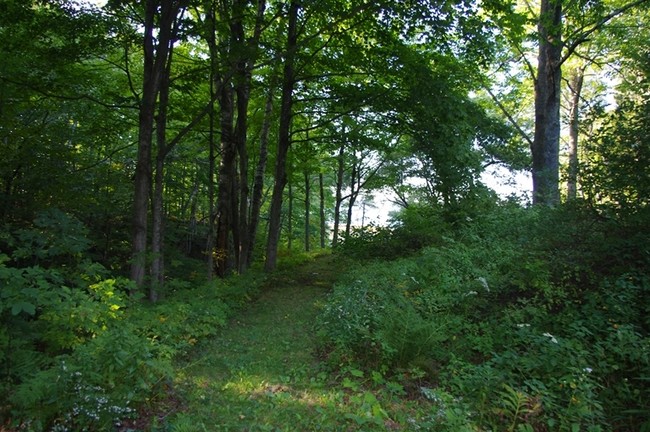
(516, 323), (530, 328)
(477, 277), (490, 292)
(543, 332), (558, 343)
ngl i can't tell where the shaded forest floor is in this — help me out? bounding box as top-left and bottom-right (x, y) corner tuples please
(155, 254), (417, 431)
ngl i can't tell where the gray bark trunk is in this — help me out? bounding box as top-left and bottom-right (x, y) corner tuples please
(304, 171), (310, 252)
(319, 172), (326, 249)
(265, 1), (299, 272)
(332, 142), (345, 248)
(247, 87), (273, 266)
(131, 0), (177, 291)
(567, 67), (584, 201)
(532, 0), (562, 206)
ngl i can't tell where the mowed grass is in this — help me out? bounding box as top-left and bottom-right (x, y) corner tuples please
(163, 253), (427, 432)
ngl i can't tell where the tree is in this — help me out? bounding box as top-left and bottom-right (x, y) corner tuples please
(265, 0), (299, 271)
(130, 0), (185, 294)
(509, 0), (648, 205)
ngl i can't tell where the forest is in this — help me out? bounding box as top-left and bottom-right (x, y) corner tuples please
(1, 0), (649, 430)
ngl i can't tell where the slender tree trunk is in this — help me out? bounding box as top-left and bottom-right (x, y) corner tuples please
(332, 142), (345, 248)
(150, 155), (165, 302)
(345, 161), (358, 237)
(304, 171), (310, 252)
(288, 182), (293, 251)
(150, 44), (174, 302)
(247, 87), (273, 266)
(131, 0), (176, 291)
(265, 0), (299, 272)
(532, 0), (562, 206)
(567, 67), (584, 201)
(216, 83), (237, 276)
(206, 59), (217, 280)
(235, 64), (251, 272)
(319, 172), (326, 249)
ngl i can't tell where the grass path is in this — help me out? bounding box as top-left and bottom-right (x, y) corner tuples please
(166, 254), (403, 431)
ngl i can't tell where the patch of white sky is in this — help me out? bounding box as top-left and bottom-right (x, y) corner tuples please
(349, 167), (533, 227)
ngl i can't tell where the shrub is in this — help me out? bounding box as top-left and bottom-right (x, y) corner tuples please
(316, 201), (650, 430)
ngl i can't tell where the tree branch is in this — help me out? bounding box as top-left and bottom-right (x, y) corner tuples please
(483, 85), (534, 148)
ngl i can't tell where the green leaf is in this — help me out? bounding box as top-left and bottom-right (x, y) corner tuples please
(11, 301), (36, 316)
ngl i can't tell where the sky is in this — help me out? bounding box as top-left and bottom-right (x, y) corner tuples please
(351, 166), (532, 227)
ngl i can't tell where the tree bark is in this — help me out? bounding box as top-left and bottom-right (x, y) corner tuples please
(345, 160), (358, 238)
(532, 0), (562, 206)
(332, 142), (345, 248)
(265, 0), (299, 272)
(150, 36), (176, 302)
(206, 54), (217, 280)
(130, 0), (177, 291)
(215, 82), (237, 276)
(567, 66), (584, 201)
(319, 172), (326, 249)
(288, 182), (293, 251)
(247, 86), (273, 266)
(304, 171), (310, 252)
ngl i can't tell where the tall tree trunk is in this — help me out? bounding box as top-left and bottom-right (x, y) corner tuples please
(345, 161), (358, 238)
(532, 0), (562, 206)
(332, 142), (345, 248)
(206, 56), (217, 280)
(319, 172), (326, 249)
(288, 182), (293, 251)
(131, 0), (177, 291)
(215, 83), (237, 276)
(150, 43), (174, 302)
(234, 0), (266, 271)
(304, 171), (310, 252)
(247, 87), (273, 266)
(567, 66), (584, 201)
(235, 61), (251, 272)
(265, 0), (299, 272)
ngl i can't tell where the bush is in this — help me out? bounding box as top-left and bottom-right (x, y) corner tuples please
(316, 201), (650, 430)
(1, 209), (263, 430)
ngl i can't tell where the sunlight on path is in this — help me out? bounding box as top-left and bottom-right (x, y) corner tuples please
(170, 255), (365, 431)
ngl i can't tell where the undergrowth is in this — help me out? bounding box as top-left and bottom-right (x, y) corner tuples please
(0, 209), (263, 431)
(317, 201), (650, 431)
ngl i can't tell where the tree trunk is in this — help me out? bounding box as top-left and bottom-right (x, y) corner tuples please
(319, 172), (326, 249)
(131, 0), (177, 291)
(345, 161), (358, 238)
(567, 66), (584, 201)
(235, 63), (251, 272)
(247, 87), (273, 266)
(288, 182), (293, 251)
(304, 171), (310, 252)
(265, 0), (299, 272)
(206, 57), (217, 280)
(532, 0), (562, 206)
(215, 83), (237, 276)
(332, 142), (345, 248)
(150, 43), (174, 302)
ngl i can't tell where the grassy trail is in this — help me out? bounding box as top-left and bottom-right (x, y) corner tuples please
(167, 254), (391, 431)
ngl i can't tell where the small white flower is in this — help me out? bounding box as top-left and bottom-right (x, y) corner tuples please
(516, 323), (530, 328)
(584, 367), (593, 373)
(543, 332), (558, 343)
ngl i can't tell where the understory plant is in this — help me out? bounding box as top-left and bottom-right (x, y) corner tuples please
(1, 209), (261, 430)
(317, 201), (650, 430)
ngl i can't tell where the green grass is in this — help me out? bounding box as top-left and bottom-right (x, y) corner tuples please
(158, 253), (436, 432)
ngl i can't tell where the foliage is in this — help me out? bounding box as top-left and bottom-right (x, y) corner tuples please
(317, 201), (650, 430)
(0, 209), (263, 430)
